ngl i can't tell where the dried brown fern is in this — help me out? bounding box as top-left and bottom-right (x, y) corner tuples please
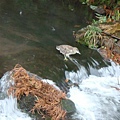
(8, 64), (67, 120)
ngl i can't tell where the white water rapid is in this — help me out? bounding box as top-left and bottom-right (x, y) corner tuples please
(65, 61), (120, 120)
(0, 61), (120, 120)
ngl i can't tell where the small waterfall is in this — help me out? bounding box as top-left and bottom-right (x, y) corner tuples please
(0, 61), (120, 120)
(68, 56), (82, 70)
(0, 96), (32, 120)
(66, 56), (88, 83)
(66, 61), (120, 120)
(0, 72), (32, 120)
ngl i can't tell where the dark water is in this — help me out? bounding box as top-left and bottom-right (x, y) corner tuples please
(0, 0), (107, 85)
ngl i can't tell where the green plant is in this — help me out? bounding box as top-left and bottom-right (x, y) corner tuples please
(80, 0), (117, 8)
(84, 25), (102, 48)
(112, 9), (120, 21)
(95, 13), (107, 23)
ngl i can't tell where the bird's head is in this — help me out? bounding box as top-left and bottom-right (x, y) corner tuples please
(73, 47), (81, 54)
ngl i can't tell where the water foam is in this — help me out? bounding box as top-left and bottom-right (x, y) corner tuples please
(0, 72), (32, 120)
(0, 96), (32, 120)
(66, 62), (120, 120)
(0, 62), (120, 120)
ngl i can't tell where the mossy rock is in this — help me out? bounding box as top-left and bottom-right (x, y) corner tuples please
(61, 99), (76, 115)
(18, 94), (50, 120)
(18, 95), (76, 120)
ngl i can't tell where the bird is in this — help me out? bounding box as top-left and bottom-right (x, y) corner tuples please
(56, 45), (80, 60)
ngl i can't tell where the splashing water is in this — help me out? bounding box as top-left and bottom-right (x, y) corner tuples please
(0, 61), (120, 120)
(0, 72), (32, 120)
(66, 56), (88, 83)
(0, 96), (32, 120)
(66, 61), (120, 120)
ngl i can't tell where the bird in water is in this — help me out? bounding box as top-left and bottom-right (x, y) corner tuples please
(56, 45), (80, 60)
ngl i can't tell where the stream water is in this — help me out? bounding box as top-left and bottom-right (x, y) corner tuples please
(0, 0), (120, 120)
(0, 0), (101, 80)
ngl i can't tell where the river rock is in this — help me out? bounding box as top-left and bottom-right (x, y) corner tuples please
(18, 94), (50, 120)
(18, 94), (76, 120)
(61, 99), (76, 115)
(17, 72), (76, 120)
(90, 5), (105, 14)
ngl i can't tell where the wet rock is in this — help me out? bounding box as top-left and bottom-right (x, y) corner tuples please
(18, 94), (35, 112)
(18, 94), (50, 120)
(61, 99), (76, 115)
(16, 71), (76, 120)
(18, 94), (76, 120)
(94, 6), (105, 14)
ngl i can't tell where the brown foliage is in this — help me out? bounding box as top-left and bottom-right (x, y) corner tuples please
(8, 64), (66, 120)
(98, 47), (120, 64)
